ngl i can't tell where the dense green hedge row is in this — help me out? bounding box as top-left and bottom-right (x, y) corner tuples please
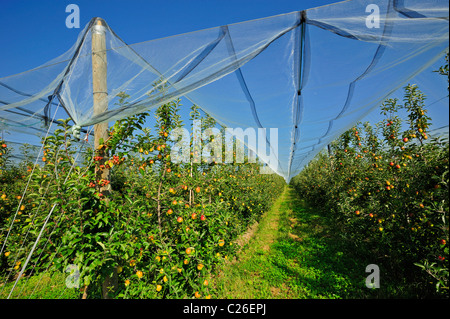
(291, 83), (449, 297)
(0, 100), (285, 299)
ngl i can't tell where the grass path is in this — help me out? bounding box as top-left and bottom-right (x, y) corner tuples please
(1, 186), (407, 299)
(214, 185), (377, 299)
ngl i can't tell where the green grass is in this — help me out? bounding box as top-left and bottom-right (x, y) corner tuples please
(214, 186), (402, 299)
(0, 271), (79, 299)
(1, 186), (423, 299)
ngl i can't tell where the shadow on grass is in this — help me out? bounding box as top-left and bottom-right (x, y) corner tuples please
(264, 187), (416, 298)
(215, 186), (429, 299)
(0, 271), (79, 299)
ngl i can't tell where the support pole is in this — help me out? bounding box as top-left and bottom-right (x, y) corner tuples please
(92, 18), (111, 195)
(91, 17), (116, 299)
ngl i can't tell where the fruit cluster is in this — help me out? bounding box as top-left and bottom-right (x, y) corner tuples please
(0, 99), (285, 299)
(291, 83), (449, 297)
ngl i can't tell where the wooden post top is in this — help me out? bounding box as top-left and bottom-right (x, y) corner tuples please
(93, 17), (106, 27)
(92, 17), (107, 34)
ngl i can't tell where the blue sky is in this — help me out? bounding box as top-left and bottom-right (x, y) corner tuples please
(0, 0), (340, 78)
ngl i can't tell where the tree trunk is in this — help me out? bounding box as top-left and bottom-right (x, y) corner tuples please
(102, 268), (118, 299)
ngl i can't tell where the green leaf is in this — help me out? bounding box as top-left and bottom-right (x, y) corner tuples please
(414, 262), (425, 270)
(84, 276), (91, 286)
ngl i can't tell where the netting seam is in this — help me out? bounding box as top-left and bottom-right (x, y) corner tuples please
(43, 18), (97, 127)
(303, 0), (395, 167)
(174, 27), (227, 83)
(287, 11), (307, 181)
(80, 18), (302, 127)
(222, 25), (285, 174)
(393, 0), (448, 20)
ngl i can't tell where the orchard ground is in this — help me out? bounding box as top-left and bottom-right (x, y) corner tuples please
(215, 186), (425, 298)
(1, 185), (435, 299)
(0, 55), (448, 299)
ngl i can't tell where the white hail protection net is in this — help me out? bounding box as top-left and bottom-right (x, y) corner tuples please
(0, 0), (448, 181)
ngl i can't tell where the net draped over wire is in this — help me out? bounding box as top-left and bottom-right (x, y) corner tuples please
(0, 0), (448, 182)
